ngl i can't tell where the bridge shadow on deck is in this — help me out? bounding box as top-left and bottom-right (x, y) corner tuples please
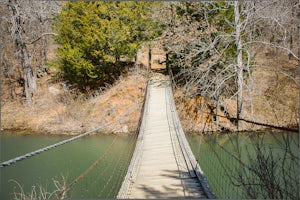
(131, 169), (206, 199)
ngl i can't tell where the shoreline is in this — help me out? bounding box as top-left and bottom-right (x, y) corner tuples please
(1, 67), (298, 136)
(1, 123), (297, 136)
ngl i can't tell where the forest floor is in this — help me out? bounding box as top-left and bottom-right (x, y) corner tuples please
(0, 46), (299, 135)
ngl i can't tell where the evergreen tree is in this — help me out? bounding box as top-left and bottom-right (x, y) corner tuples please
(54, 1), (162, 90)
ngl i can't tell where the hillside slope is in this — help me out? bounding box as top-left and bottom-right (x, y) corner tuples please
(1, 48), (298, 134)
(1, 67), (147, 134)
(175, 47), (299, 132)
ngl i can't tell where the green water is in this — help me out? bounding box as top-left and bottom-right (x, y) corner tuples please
(187, 131), (300, 199)
(1, 130), (299, 199)
(0, 131), (136, 199)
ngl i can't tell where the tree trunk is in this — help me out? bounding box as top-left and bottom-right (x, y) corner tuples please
(215, 96), (220, 130)
(148, 48), (152, 72)
(8, 0), (36, 103)
(289, 3), (295, 60)
(21, 44), (36, 103)
(0, 55), (2, 132)
(297, 0), (300, 147)
(234, 1), (243, 131)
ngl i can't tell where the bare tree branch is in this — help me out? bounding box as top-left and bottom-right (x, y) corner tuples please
(245, 41), (299, 60)
(27, 32), (58, 45)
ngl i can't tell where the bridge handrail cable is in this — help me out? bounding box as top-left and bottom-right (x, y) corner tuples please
(165, 79), (191, 197)
(167, 76), (216, 199)
(117, 80), (150, 198)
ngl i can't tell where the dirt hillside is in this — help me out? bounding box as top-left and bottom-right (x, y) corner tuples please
(1, 67), (147, 135)
(1, 46), (298, 134)
(175, 47), (299, 132)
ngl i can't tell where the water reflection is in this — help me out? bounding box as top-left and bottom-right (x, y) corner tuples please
(187, 130), (299, 199)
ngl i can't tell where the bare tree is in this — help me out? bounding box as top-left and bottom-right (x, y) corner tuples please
(234, 1), (243, 130)
(162, 0), (298, 130)
(8, 0), (36, 103)
(5, 0), (59, 103)
(246, 0), (299, 60)
(163, 2), (250, 130)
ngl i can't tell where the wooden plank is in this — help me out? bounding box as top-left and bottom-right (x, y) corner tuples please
(118, 75), (210, 199)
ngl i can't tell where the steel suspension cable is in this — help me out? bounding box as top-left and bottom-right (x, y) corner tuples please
(201, 109), (299, 133)
(0, 106), (137, 168)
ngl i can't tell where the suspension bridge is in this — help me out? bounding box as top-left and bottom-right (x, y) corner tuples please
(0, 73), (215, 199)
(117, 74), (214, 199)
(1, 71), (298, 199)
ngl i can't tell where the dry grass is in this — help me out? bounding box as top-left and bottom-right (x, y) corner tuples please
(10, 175), (68, 200)
(1, 44), (298, 134)
(175, 46), (299, 132)
(1, 67), (147, 135)
(240, 47), (299, 129)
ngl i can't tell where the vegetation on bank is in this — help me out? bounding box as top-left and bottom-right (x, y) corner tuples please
(0, 0), (298, 133)
(163, 1), (298, 132)
(53, 1), (163, 90)
(1, 69), (147, 134)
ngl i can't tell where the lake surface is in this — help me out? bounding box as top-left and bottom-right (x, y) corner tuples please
(1, 130), (299, 199)
(187, 131), (299, 199)
(0, 131), (137, 199)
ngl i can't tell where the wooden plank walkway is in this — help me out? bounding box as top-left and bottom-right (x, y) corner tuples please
(118, 74), (214, 199)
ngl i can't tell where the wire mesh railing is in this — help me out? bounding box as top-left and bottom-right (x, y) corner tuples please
(60, 132), (138, 199)
(117, 80), (150, 198)
(187, 131), (299, 199)
(166, 78), (216, 199)
(1, 99), (143, 199)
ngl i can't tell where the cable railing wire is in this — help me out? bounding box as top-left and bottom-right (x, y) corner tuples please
(166, 79), (216, 199)
(60, 134), (119, 197)
(107, 133), (138, 198)
(61, 127), (139, 198)
(117, 79), (150, 198)
(168, 65), (299, 198)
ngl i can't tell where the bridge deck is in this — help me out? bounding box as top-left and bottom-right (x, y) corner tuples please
(118, 74), (212, 199)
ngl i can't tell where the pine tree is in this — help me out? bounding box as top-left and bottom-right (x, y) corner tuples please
(54, 1), (162, 90)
